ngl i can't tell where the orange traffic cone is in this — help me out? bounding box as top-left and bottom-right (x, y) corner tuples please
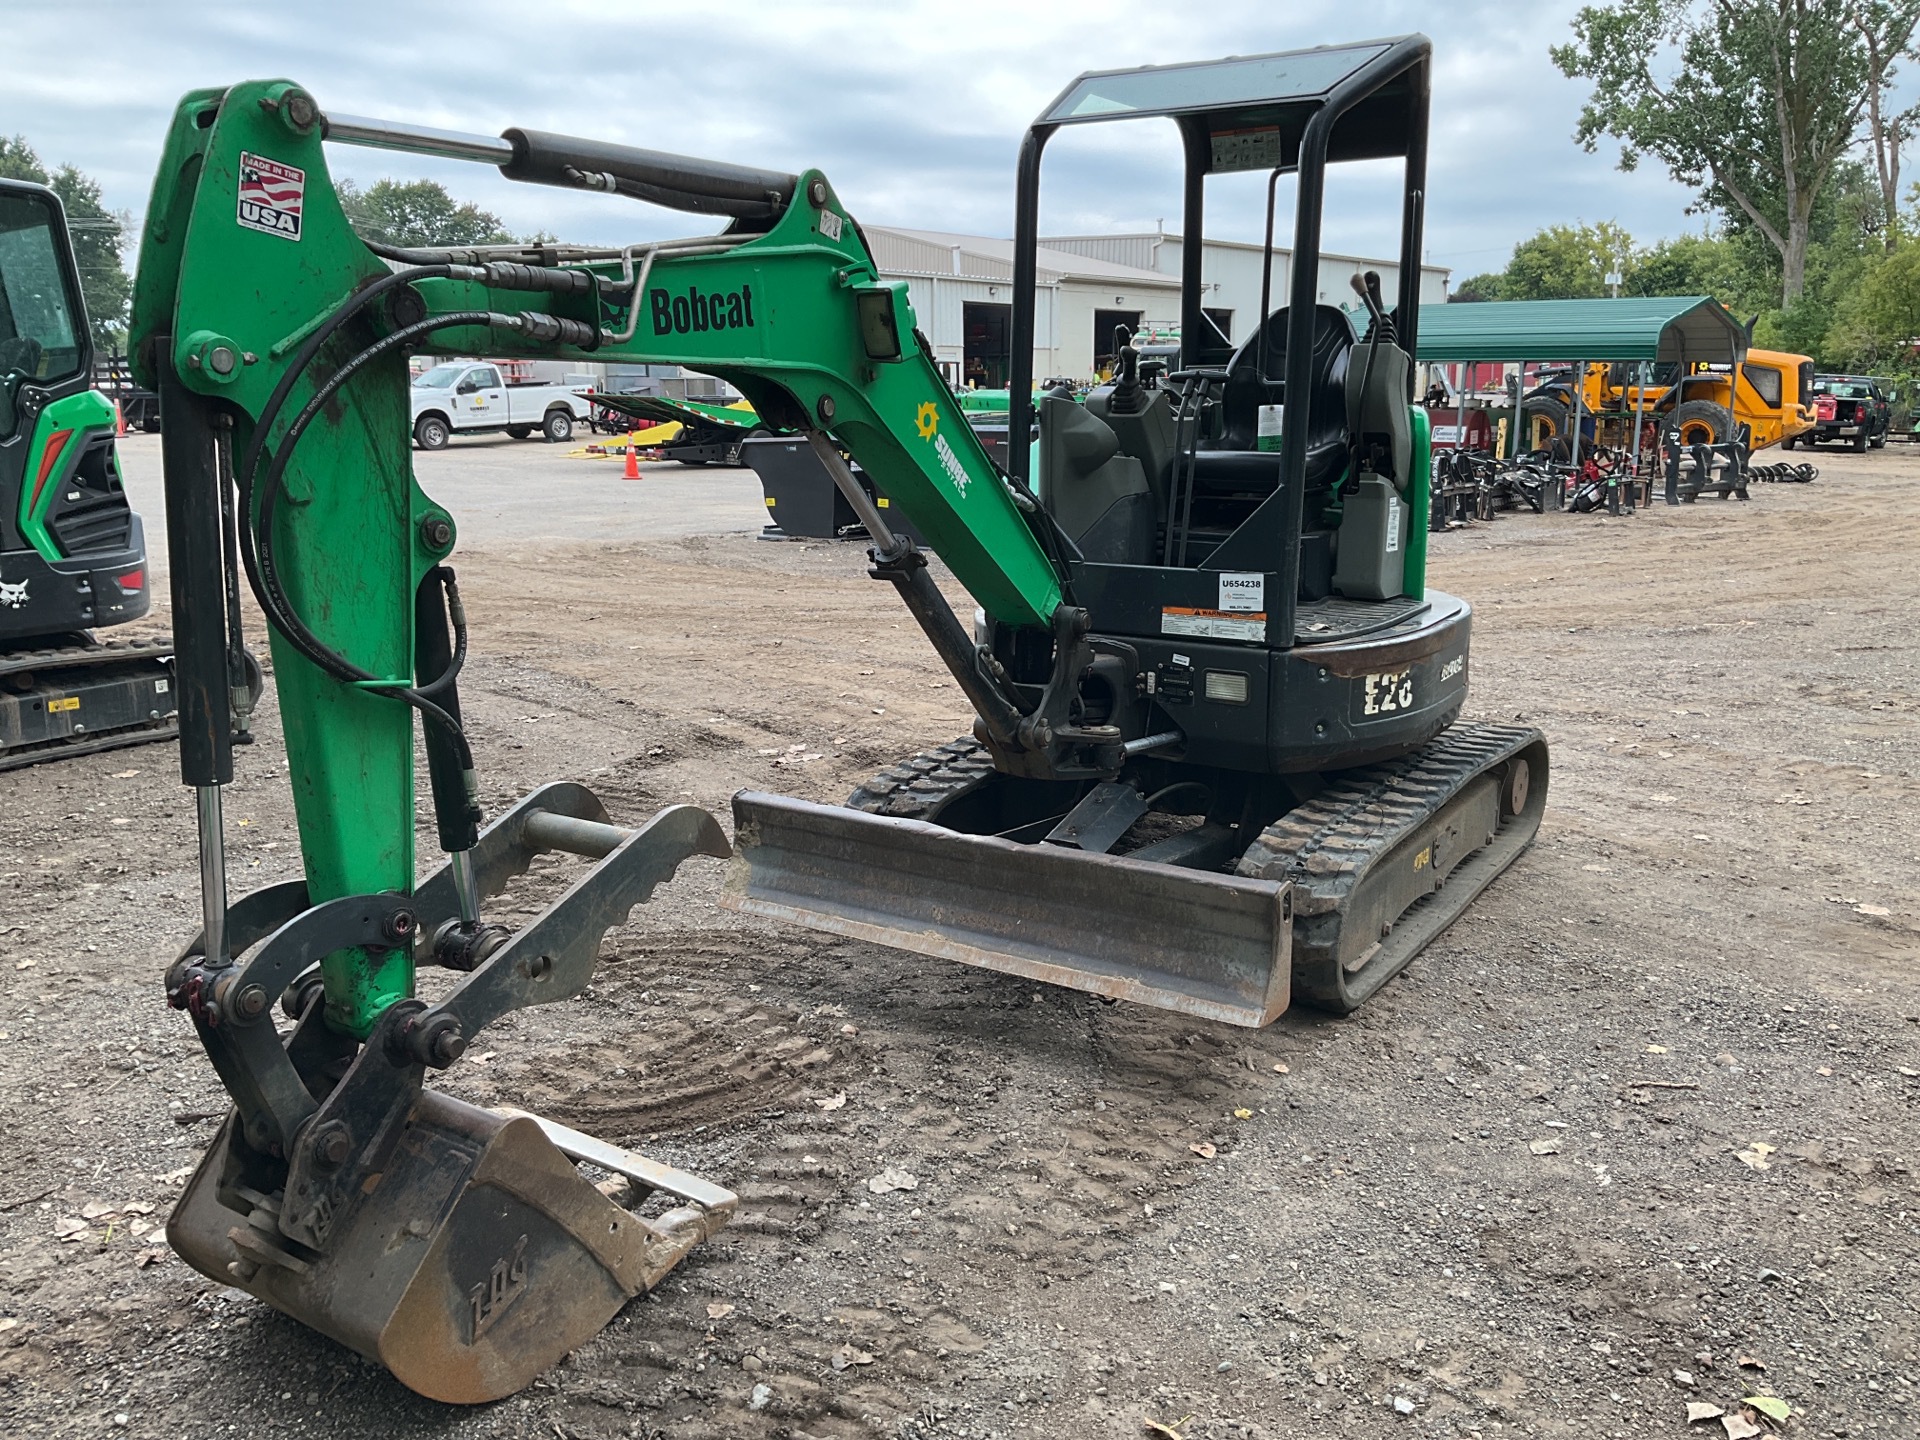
(623, 436), (639, 479)
(114, 400), (126, 437)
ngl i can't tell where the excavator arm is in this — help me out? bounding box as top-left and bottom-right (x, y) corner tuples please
(132, 80), (1107, 1025)
(130, 81), (1113, 1399)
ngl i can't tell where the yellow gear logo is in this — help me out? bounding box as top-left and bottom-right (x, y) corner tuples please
(915, 401), (938, 441)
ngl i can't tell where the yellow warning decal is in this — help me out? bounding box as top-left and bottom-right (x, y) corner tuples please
(48, 696), (80, 713)
(1413, 845), (1431, 871)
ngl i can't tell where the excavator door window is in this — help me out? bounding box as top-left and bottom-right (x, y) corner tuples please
(0, 186), (89, 438)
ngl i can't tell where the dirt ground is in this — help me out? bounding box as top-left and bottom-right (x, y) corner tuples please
(2, 446), (1916, 1440)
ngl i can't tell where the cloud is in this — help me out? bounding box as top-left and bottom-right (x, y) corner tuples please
(9, 0), (1709, 276)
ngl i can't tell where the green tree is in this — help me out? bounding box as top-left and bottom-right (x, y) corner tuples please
(1553, 0), (1920, 305)
(0, 136), (43, 181)
(1827, 232), (1920, 364)
(1506, 221), (1639, 299)
(0, 136), (130, 350)
(1457, 222), (1640, 301)
(338, 178), (515, 248)
(1626, 232), (1741, 300)
(1452, 272), (1505, 302)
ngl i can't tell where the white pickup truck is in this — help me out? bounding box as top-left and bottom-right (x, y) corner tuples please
(409, 360), (595, 449)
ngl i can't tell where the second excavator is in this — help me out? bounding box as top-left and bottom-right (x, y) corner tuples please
(134, 33), (1545, 1402)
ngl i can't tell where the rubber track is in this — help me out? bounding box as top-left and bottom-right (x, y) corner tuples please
(0, 636), (177, 773)
(1236, 721), (1545, 1008)
(0, 635), (173, 681)
(1237, 721), (1538, 909)
(0, 721), (179, 774)
(846, 738), (995, 817)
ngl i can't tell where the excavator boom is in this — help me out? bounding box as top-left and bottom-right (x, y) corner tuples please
(132, 79), (1086, 1402)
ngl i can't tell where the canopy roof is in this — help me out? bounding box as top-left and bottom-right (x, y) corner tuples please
(1415, 296), (1748, 364)
(1033, 36), (1427, 167)
(1042, 42), (1392, 123)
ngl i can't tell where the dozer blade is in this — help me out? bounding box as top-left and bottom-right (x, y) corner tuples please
(169, 1093), (736, 1404)
(724, 790), (1294, 1027)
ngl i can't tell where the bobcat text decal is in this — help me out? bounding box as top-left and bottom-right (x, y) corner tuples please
(649, 284), (754, 336)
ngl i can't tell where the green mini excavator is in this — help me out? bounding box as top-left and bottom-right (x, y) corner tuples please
(135, 35), (1546, 1402)
(0, 178), (175, 767)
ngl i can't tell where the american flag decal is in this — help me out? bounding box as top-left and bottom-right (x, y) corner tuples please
(236, 151), (304, 241)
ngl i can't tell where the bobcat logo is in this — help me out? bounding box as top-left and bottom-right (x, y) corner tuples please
(0, 578), (27, 610)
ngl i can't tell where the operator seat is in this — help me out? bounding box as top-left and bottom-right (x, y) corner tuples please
(1190, 305), (1354, 495)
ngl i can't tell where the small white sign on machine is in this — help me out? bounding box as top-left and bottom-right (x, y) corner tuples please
(1218, 572), (1264, 612)
(236, 152), (305, 241)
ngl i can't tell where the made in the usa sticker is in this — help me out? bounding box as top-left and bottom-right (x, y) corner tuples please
(237, 152), (304, 240)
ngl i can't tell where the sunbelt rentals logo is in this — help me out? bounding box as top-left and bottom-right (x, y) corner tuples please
(915, 401), (969, 498)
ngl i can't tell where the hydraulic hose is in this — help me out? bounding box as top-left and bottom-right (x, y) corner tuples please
(250, 307), (493, 766)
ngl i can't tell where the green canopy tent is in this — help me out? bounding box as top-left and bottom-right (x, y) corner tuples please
(1416, 296), (1748, 365)
(1414, 296), (1749, 472)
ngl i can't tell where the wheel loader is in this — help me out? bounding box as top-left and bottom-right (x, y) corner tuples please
(134, 34), (1547, 1403)
(1522, 351), (1816, 452)
(0, 177), (176, 768)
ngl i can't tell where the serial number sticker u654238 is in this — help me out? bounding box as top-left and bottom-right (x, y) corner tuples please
(1358, 669), (1413, 718)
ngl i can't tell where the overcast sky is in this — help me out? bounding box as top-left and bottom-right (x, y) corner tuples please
(8, 0), (1719, 281)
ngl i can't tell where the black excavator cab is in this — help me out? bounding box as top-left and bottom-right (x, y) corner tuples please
(731, 36), (1548, 1025)
(0, 179), (175, 770)
(1004, 37), (1443, 776)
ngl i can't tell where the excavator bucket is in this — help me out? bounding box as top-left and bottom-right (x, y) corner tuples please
(161, 792), (738, 1403)
(724, 791), (1295, 1027)
(169, 1098), (735, 1404)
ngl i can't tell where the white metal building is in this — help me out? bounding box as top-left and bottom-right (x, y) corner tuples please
(865, 227), (1180, 387)
(866, 225), (1449, 386)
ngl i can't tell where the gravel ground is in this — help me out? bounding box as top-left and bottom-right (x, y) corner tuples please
(0, 443), (1914, 1440)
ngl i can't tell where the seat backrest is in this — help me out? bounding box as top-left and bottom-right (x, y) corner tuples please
(1212, 305), (1354, 453)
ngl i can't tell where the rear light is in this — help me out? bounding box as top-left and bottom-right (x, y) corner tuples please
(116, 568), (144, 593)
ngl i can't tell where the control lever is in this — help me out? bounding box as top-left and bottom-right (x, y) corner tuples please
(1109, 330), (1145, 415)
(1348, 269), (1385, 327)
(1347, 271), (1390, 479)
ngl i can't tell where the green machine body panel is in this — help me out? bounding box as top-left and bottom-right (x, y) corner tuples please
(17, 389), (115, 560)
